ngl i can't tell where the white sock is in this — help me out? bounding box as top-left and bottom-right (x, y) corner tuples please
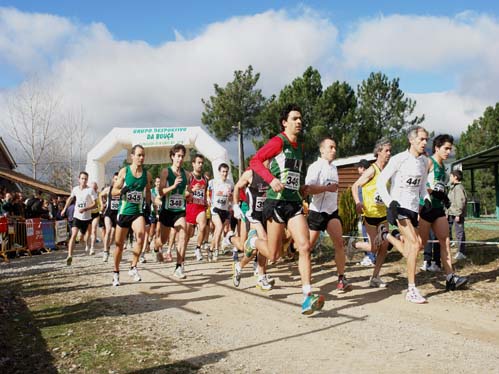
(408, 283), (416, 290)
(302, 284), (312, 296)
(235, 262), (241, 272)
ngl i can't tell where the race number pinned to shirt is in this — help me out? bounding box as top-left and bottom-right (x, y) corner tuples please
(284, 171), (300, 191)
(126, 191), (143, 204)
(374, 191), (384, 205)
(192, 189), (205, 204)
(255, 196), (266, 211)
(402, 175), (421, 189)
(167, 194), (185, 209)
(110, 200), (120, 210)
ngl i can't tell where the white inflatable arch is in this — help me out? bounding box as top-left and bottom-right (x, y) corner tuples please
(85, 126), (230, 187)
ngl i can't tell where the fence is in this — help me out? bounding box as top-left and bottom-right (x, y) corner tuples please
(0, 216), (69, 263)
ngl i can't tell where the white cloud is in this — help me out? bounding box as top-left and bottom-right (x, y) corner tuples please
(0, 7), (338, 145)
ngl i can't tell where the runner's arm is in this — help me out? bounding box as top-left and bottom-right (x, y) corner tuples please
(233, 170), (251, 205)
(111, 168), (126, 197)
(61, 188), (75, 215)
(146, 172), (152, 205)
(376, 157), (398, 206)
(249, 136), (283, 185)
(351, 166), (375, 213)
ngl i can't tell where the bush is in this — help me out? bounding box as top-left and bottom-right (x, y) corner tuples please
(339, 187), (357, 235)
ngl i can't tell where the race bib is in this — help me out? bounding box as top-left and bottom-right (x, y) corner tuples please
(168, 194), (185, 209)
(126, 191), (143, 203)
(214, 197), (228, 209)
(192, 189), (205, 204)
(374, 192), (384, 205)
(402, 175), (421, 189)
(284, 171), (300, 191)
(255, 196), (266, 212)
(110, 200), (120, 210)
(77, 202), (86, 209)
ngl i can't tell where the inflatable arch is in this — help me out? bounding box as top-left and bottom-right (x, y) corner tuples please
(85, 126), (230, 187)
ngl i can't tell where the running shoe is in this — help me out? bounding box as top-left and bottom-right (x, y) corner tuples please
(194, 247), (203, 261)
(155, 250), (164, 263)
(244, 229), (257, 257)
(374, 223), (388, 250)
(84, 246), (89, 253)
(164, 251), (173, 262)
(89, 248), (95, 255)
(445, 274), (468, 291)
(405, 287), (427, 304)
(102, 251), (110, 262)
(454, 252), (467, 260)
(128, 267), (142, 282)
(427, 261), (441, 272)
(139, 254), (146, 263)
(265, 274), (275, 286)
(346, 237), (356, 260)
(213, 249), (219, 261)
(232, 248), (239, 262)
(222, 231), (234, 252)
(369, 276), (387, 288)
(336, 276), (352, 293)
(301, 294), (325, 315)
(232, 262), (242, 287)
(66, 256), (72, 266)
(173, 265), (186, 279)
(360, 255), (374, 267)
(112, 273), (120, 287)
(420, 261), (430, 271)
(253, 259), (258, 276)
(256, 277), (273, 291)
(207, 250), (213, 262)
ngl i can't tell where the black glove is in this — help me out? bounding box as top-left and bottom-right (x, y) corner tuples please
(120, 185), (131, 199)
(423, 197), (432, 210)
(442, 195), (451, 209)
(389, 200), (400, 218)
(143, 203), (151, 217)
(430, 182), (447, 201)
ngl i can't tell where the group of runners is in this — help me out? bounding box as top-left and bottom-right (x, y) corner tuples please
(61, 103), (468, 315)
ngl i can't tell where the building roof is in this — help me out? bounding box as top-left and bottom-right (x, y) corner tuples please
(333, 153), (376, 167)
(0, 137), (17, 169)
(0, 168), (70, 196)
(451, 145), (499, 170)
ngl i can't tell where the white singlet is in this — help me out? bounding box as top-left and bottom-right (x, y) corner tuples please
(71, 186), (97, 221)
(306, 157), (339, 214)
(209, 179), (233, 211)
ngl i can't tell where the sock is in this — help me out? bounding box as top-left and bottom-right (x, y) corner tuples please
(258, 275), (265, 282)
(408, 283), (416, 290)
(235, 262), (241, 272)
(195, 245), (200, 250)
(302, 284), (312, 296)
(338, 274), (344, 281)
(446, 273), (454, 281)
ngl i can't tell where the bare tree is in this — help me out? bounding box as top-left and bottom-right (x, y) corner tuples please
(4, 79), (60, 179)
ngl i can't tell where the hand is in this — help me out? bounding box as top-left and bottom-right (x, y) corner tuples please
(355, 202), (364, 215)
(269, 178), (284, 193)
(327, 183), (338, 193)
(423, 197), (432, 210)
(120, 185), (131, 199)
(300, 184), (310, 196)
(143, 203), (151, 217)
(389, 200), (400, 219)
(79, 208), (85, 214)
(233, 204), (243, 220)
(174, 175), (183, 187)
(61, 209), (66, 217)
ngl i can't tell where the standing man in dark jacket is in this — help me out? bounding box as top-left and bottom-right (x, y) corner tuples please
(447, 170), (467, 260)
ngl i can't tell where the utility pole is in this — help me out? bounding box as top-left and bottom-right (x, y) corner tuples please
(237, 121), (244, 178)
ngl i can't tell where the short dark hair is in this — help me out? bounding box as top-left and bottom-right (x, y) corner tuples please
(170, 144), (186, 159)
(79, 171), (89, 178)
(192, 154), (205, 162)
(357, 159), (371, 170)
(319, 136), (335, 148)
(279, 103), (302, 131)
(432, 134), (454, 153)
(451, 169), (463, 181)
(218, 163), (229, 171)
(131, 144), (144, 155)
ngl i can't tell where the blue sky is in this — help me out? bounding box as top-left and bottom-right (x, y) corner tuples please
(1, 1), (498, 164)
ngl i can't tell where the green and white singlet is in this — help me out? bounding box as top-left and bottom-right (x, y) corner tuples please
(118, 166), (148, 216)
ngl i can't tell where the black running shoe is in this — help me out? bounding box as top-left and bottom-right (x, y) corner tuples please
(446, 274), (468, 291)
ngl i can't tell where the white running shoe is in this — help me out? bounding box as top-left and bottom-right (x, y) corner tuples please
(427, 261), (441, 272)
(194, 247), (203, 261)
(112, 273), (120, 287)
(213, 249), (219, 261)
(265, 274), (275, 286)
(222, 231), (234, 253)
(174, 265), (186, 279)
(360, 255), (374, 267)
(139, 254), (146, 263)
(102, 251), (109, 262)
(420, 261), (429, 271)
(346, 237), (356, 260)
(66, 256), (72, 266)
(369, 276), (387, 288)
(89, 248), (95, 255)
(207, 250), (213, 262)
(128, 267), (141, 282)
(256, 277), (273, 291)
(454, 252), (467, 260)
(405, 287), (427, 304)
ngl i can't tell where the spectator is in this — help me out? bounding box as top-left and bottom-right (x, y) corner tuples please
(66, 197), (76, 230)
(447, 170), (467, 260)
(2, 192), (15, 215)
(25, 190), (44, 218)
(55, 202), (65, 220)
(13, 192), (25, 217)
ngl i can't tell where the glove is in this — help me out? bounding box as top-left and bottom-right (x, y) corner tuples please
(442, 195), (451, 209)
(430, 182), (447, 201)
(389, 200), (400, 219)
(143, 203), (151, 218)
(120, 185), (131, 199)
(232, 204), (243, 220)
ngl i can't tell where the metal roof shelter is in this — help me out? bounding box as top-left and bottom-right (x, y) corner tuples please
(451, 145), (499, 219)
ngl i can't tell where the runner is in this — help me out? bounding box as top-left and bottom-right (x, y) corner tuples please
(61, 171), (97, 266)
(186, 154), (209, 261)
(101, 172), (120, 262)
(376, 126), (431, 303)
(146, 177), (161, 262)
(88, 181), (101, 255)
(351, 139), (392, 288)
(305, 136), (351, 293)
(231, 164), (273, 290)
(208, 163), (233, 261)
(249, 103), (324, 315)
(155, 144), (192, 278)
(418, 134), (468, 291)
(111, 145), (152, 286)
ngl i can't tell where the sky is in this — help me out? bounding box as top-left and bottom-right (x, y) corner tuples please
(1, 0), (498, 164)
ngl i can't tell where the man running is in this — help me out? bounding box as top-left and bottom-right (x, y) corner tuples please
(186, 154), (209, 261)
(249, 103), (324, 315)
(418, 134), (468, 291)
(305, 136), (351, 293)
(351, 139), (392, 288)
(155, 144), (191, 278)
(101, 172), (120, 262)
(208, 163), (233, 261)
(61, 171), (97, 266)
(112, 145), (152, 286)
